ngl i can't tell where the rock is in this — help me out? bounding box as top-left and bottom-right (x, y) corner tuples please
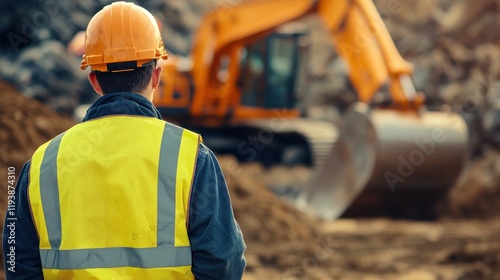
(0, 0), (212, 112)
(14, 40), (86, 113)
(482, 82), (500, 148)
(439, 0), (496, 34)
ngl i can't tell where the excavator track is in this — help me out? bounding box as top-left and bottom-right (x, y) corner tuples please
(237, 118), (338, 167)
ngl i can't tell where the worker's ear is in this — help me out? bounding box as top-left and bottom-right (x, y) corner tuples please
(88, 72), (104, 96)
(152, 66), (163, 90)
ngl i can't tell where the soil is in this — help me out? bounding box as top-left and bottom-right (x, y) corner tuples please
(0, 82), (74, 171)
(214, 143), (500, 279)
(223, 159), (500, 280)
(440, 150), (500, 220)
(0, 82), (74, 276)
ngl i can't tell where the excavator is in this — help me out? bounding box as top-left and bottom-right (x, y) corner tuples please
(153, 0), (469, 219)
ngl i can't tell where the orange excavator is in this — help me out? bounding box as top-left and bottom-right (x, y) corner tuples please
(154, 0), (469, 219)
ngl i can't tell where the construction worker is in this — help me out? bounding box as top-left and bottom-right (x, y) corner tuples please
(2, 2), (246, 279)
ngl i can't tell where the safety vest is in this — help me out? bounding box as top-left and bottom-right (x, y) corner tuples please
(28, 116), (199, 279)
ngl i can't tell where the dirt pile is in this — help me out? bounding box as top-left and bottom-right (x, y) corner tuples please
(440, 150), (500, 219)
(0, 82), (74, 277)
(218, 157), (321, 272)
(0, 82), (74, 171)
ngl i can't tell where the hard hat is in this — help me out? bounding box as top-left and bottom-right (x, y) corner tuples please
(80, 1), (168, 72)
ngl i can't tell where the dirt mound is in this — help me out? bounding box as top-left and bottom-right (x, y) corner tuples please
(0, 82), (74, 277)
(0, 82), (74, 169)
(218, 157), (321, 272)
(440, 151), (500, 219)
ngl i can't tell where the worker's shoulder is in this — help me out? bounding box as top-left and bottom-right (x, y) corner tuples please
(195, 142), (217, 166)
(198, 142), (211, 156)
(31, 131), (65, 156)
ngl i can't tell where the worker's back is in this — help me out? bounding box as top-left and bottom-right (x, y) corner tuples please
(29, 116), (198, 279)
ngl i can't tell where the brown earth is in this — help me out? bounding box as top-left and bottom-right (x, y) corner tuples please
(0, 82), (74, 171)
(227, 159), (500, 279)
(0, 82), (74, 278)
(440, 150), (500, 220)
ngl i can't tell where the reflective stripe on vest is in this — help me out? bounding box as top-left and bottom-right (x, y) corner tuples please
(28, 116), (199, 278)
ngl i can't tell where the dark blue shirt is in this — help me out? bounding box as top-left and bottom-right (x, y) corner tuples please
(3, 92), (246, 279)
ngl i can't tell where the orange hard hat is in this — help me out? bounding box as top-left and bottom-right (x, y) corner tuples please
(80, 1), (168, 72)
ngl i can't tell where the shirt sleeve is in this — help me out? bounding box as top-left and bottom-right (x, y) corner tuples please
(3, 161), (43, 279)
(188, 144), (247, 280)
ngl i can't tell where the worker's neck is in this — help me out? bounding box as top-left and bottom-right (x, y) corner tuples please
(138, 90), (154, 102)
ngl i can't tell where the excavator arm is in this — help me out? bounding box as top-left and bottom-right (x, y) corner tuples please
(316, 0), (417, 105)
(189, 0), (419, 118)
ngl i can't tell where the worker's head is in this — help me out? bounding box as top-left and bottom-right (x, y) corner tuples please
(80, 1), (168, 101)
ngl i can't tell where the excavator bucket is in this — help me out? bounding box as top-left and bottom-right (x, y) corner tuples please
(296, 103), (469, 220)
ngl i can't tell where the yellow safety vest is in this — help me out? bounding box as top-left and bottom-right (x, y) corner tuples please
(28, 116), (199, 279)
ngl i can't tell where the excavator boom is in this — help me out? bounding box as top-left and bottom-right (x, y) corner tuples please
(189, 0), (419, 120)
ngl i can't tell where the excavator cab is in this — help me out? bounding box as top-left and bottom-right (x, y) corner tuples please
(153, 27), (306, 123)
(239, 30), (303, 109)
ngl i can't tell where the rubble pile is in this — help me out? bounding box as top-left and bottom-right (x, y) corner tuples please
(384, 0), (500, 151)
(303, 0), (500, 151)
(0, 0), (212, 112)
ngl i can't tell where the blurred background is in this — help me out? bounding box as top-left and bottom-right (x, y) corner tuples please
(1, 0), (500, 279)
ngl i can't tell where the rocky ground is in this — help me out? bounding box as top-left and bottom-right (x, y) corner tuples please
(227, 157), (500, 280)
(244, 218), (500, 280)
